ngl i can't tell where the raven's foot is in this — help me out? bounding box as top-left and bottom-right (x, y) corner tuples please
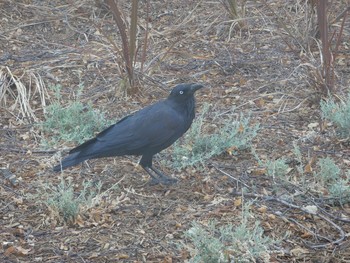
(159, 176), (178, 185)
(148, 176), (177, 186)
(143, 166), (178, 185)
(148, 177), (161, 186)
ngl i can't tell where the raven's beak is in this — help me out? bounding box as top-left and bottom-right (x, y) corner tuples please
(190, 83), (204, 92)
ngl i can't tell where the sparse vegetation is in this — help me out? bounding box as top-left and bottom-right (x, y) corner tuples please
(266, 157), (289, 180)
(44, 178), (102, 223)
(316, 157), (341, 184)
(41, 85), (111, 146)
(252, 149), (290, 182)
(315, 158), (350, 205)
(328, 176), (350, 205)
(172, 104), (259, 170)
(184, 203), (274, 263)
(263, 1), (347, 93)
(321, 94), (350, 138)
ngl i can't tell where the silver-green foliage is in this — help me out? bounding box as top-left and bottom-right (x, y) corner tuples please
(316, 157), (340, 184)
(292, 142), (304, 176)
(315, 158), (350, 205)
(266, 158), (289, 179)
(45, 178), (102, 222)
(321, 95), (350, 138)
(172, 105), (259, 170)
(186, 221), (226, 263)
(185, 205), (272, 262)
(42, 85), (111, 145)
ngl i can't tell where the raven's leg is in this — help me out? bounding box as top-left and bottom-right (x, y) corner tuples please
(142, 167), (162, 185)
(140, 155), (161, 184)
(140, 155), (177, 185)
(149, 166), (177, 184)
(142, 166), (177, 185)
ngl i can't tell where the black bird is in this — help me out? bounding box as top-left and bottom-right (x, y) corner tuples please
(53, 83), (204, 184)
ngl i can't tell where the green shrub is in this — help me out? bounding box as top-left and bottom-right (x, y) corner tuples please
(186, 221), (226, 263)
(321, 95), (350, 138)
(184, 203), (273, 262)
(315, 158), (350, 205)
(328, 176), (350, 206)
(266, 158), (289, 179)
(253, 149), (290, 181)
(45, 178), (102, 223)
(172, 104), (259, 170)
(316, 157), (340, 184)
(41, 85), (111, 146)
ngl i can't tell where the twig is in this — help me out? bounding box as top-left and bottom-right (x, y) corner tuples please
(233, 191), (346, 248)
(217, 91), (305, 117)
(0, 145), (57, 154)
(287, 217), (333, 243)
(306, 212), (345, 249)
(311, 200), (350, 223)
(330, 6), (350, 24)
(212, 165), (250, 188)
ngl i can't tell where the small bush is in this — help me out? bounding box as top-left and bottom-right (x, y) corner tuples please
(172, 105), (259, 170)
(315, 158), (350, 205)
(184, 204), (273, 262)
(316, 157), (340, 184)
(45, 178), (102, 223)
(266, 158), (290, 179)
(328, 176), (350, 206)
(41, 85), (111, 146)
(186, 221), (226, 263)
(321, 95), (350, 138)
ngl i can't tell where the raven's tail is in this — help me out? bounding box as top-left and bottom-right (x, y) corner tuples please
(53, 152), (88, 172)
(53, 136), (100, 172)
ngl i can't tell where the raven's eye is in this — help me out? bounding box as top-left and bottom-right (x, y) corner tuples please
(179, 90), (184, 95)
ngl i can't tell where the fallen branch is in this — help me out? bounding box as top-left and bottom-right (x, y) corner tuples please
(233, 191), (346, 249)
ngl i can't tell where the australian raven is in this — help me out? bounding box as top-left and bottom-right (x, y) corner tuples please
(53, 83), (204, 184)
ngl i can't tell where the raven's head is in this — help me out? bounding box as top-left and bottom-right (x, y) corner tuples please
(168, 83), (204, 101)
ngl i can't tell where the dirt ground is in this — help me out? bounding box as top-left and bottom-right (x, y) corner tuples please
(1, 0), (350, 262)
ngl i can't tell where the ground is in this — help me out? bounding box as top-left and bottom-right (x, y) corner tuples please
(1, 0), (350, 262)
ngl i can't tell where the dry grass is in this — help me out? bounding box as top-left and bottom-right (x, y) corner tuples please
(259, 0), (349, 93)
(0, 67), (49, 122)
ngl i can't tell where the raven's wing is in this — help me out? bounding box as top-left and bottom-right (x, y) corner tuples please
(69, 114), (133, 154)
(123, 103), (186, 152)
(70, 101), (185, 159)
(53, 113), (137, 171)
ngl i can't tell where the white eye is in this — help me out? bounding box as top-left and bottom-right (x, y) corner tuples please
(179, 90), (184, 95)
